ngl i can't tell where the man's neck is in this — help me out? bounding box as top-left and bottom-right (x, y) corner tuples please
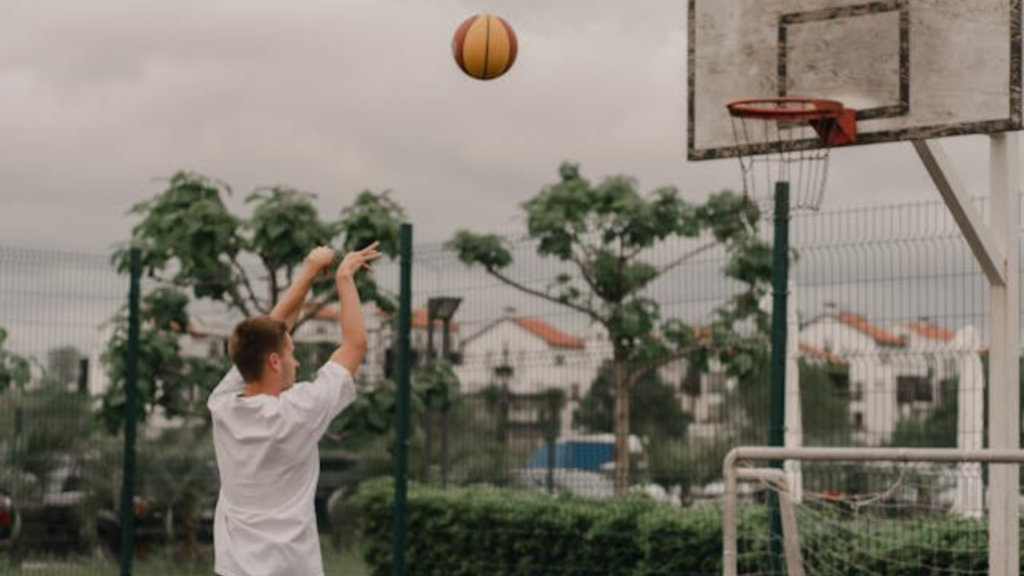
(243, 380), (282, 397)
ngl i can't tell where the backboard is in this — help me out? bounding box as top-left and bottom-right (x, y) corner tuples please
(688, 0), (1022, 160)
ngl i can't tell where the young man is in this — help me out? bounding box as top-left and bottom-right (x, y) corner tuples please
(207, 242), (381, 576)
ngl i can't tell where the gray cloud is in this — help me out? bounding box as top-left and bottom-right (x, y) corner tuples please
(0, 0), (1012, 253)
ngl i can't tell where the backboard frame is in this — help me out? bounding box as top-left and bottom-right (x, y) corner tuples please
(687, 0), (1022, 160)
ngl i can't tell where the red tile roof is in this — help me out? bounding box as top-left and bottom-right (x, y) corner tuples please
(514, 318), (584, 349)
(836, 313), (905, 347)
(905, 322), (955, 342)
(799, 342), (847, 365)
(307, 306), (459, 332)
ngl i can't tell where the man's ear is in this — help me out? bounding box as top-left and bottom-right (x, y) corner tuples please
(267, 352), (282, 374)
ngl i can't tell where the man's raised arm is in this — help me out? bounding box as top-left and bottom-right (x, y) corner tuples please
(269, 246), (336, 331)
(330, 242), (381, 375)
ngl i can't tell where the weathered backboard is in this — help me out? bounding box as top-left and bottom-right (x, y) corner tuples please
(688, 0), (1022, 160)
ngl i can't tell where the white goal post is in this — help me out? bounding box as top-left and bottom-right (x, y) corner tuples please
(723, 446), (1024, 576)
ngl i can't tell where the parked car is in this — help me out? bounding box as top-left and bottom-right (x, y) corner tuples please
(0, 489), (20, 553)
(316, 450), (359, 533)
(512, 434), (678, 505)
(17, 461), (214, 557)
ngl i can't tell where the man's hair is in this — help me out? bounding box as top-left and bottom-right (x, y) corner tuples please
(228, 316), (289, 382)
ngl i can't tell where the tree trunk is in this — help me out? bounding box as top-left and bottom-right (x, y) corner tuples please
(614, 356), (630, 495)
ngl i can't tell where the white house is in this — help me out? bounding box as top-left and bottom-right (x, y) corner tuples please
(656, 355), (738, 441)
(454, 315), (600, 448)
(799, 310), (956, 445)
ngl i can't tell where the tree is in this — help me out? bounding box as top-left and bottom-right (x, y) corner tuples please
(447, 162), (772, 493)
(575, 361), (689, 441)
(328, 359), (460, 448)
(102, 172), (406, 432)
(890, 378), (957, 448)
(44, 345), (83, 389)
(99, 287), (228, 434)
(0, 373), (92, 502)
(800, 361), (853, 446)
(113, 172), (405, 326)
(0, 327), (32, 393)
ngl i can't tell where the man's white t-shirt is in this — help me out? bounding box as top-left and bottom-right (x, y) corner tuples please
(207, 362), (356, 576)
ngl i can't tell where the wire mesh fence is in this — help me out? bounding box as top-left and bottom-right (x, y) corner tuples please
(0, 195), (1019, 574)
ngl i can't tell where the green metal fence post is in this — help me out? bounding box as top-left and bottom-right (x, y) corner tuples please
(768, 182), (790, 575)
(120, 247), (141, 576)
(392, 223), (413, 576)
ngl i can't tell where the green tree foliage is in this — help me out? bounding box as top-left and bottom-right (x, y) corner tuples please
(103, 172), (407, 434)
(44, 345), (83, 388)
(0, 327), (32, 392)
(113, 172), (405, 323)
(447, 162), (773, 491)
(724, 359), (853, 447)
(98, 287), (229, 435)
(575, 361), (689, 441)
(0, 328), (91, 502)
(800, 361), (854, 446)
(329, 359), (460, 448)
(890, 378), (958, 448)
(0, 380), (92, 501)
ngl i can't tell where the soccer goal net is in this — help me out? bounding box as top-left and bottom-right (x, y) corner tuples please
(722, 447), (1024, 576)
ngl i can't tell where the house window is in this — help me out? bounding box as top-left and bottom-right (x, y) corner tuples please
(851, 381), (864, 401)
(852, 412), (864, 430)
(494, 365), (514, 379)
(828, 371), (850, 396)
(571, 384), (580, 401)
(707, 373), (726, 394)
(823, 338), (834, 353)
(554, 354), (565, 366)
(897, 376), (932, 404)
(681, 369), (701, 396)
(708, 402), (725, 423)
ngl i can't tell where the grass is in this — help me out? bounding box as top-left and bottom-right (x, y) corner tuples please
(0, 540), (367, 576)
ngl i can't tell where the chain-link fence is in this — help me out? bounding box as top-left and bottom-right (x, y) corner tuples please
(0, 196), (1017, 574)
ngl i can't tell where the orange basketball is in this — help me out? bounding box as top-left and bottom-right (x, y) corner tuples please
(452, 14), (517, 81)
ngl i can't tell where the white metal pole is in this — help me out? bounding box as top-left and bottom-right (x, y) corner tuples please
(953, 327), (984, 518)
(722, 450), (739, 576)
(988, 132), (1020, 576)
(784, 281), (803, 503)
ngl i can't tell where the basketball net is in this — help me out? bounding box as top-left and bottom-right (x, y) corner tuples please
(727, 98), (856, 215)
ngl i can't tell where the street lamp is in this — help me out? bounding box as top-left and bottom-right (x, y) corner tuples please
(426, 297), (462, 362)
(426, 297), (461, 486)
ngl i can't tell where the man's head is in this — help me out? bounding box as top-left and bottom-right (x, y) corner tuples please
(228, 316), (299, 394)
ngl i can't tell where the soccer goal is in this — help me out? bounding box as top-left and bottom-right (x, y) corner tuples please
(722, 447), (1024, 576)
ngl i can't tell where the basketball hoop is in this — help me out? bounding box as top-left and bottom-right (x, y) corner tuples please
(727, 97), (857, 214)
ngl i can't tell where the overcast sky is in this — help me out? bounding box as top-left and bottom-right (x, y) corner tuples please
(0, 0), (1009, 253)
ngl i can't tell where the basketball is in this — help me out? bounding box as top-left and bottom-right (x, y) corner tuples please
(452, 13), (517, 81)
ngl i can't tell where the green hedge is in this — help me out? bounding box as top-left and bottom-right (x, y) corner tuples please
(353, 479), (752, 576)
(352, 479), (1010, 576)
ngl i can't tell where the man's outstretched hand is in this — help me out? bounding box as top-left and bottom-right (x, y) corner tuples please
(305, 246), (336, 278)
(337, 242), (382, 280)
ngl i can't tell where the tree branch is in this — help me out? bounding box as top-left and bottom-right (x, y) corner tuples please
(225, 284), (253, 317)
(486, 267), (604, 324)
(658, 240), (719, 275)
(266, 261), (280, 308)
(628, 345), (700, 388)
(230, 255), (262, 313)
(292, 280), (339, 332)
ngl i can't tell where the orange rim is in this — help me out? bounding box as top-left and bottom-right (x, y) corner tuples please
(727, 97), (844, 122)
